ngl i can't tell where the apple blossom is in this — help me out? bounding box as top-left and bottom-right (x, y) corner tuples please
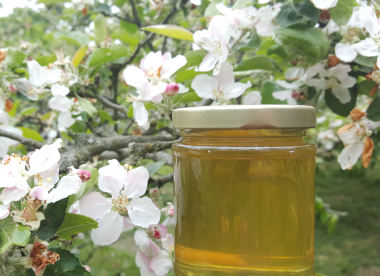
(254, 5), (281, 37)
(318, 130), (339, 150)
(191, 62), (251, 104)
(243, 91), (262, 105)
(79, 160), (160, 245)
(310, 0), (338, 10)
(147, 224), (168, 240)
(0, 110), (23, 157)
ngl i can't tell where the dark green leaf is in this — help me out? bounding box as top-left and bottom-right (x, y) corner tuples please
(69, 121), (87, 133)
(234, 55), (281, 72)
(173, 91), (202, 104)
(98, 110), (116, 124)
(0, 217), (31, 253)
(358, 80), (376, 95)
(177, 50), (206, 73)
(56, 214), (98, 240)
(36, 198), (69, 240)
(237, 30), (261, 52)
(147, 160), (167, 176)
(157, 117), (172, 130)
(366, 96), (380, 121)
(35, 55), (57, 66)
(325, 85), (358, 117)
(276, 1), (320, 28)
(354, 55), (377, 68)
(330, 0), (354, 25)
(43, 247), (92, 276)
(5, 48), (26, 68)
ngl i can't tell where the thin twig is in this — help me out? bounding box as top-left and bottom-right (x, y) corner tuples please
(128, 0), (142, 28)
(0, 129), (45, 149)
(98, 95), (129, 116)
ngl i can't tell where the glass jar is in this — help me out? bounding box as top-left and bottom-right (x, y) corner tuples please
(172, 105), (317, 276)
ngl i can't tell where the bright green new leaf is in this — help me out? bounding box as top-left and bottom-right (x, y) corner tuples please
(274, 26), (330, 65)
(88, 44), (129, 67)
(328, 214), (339, 234)
(366, 96), (380, 121)
(157, 117), (172, 130)
(94, 14), (108, 44)
(5, 48), (26, 68)
(147, 160), (167, 176)
(173, 91), (202, 104)
(55, 31), (91, 46)
(73, 45), (89, 68)
(20, 107), (38, 116)
(315, 274), (327, 276)
(67, 165), (99, 208)
(177, 50), (206, 73)
(232, 0), (253, 10)
(98, 110), (116, 124)
(8, 100), (20, 117)
(175, 69), (207, 83)
(35, 55), (57, 66)
(324, 85), (358, 117)
(127, 104), (134, 118)
(142, 25), (194, 42)
(19, 127), (45, 142)
(77, 97), (97, 117)
(234, 56), (281, 72)
(330, 0), (354, 26)
(56, 214), (98, 240)
(43, 247), (92, 276)
(0, 217), (31, 254)
(36, 198), (69, 240)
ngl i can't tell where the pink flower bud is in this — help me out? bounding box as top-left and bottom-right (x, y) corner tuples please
(291, 90), (306, 101)
(68, 166), (91, 182)
(164, 83), (179, 97)
(84, 265), (91, 272)
(149, 188), (159, 198)
(9, 85), (17, 93)
(147, 224), (168, 240)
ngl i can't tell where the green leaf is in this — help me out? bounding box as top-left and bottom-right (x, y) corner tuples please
(358, 80), (376, 95)
(94, 3), (111, 14)
(69, 121), (87, 133)
(177, 50), (206, 73)
(142, 25), (194, 42)
(274, 26), (330, 65)
(237, 30), (261, 52)
(276, 1), (320, 28)
(127, 105), (134, 118)
(55, 31), (90, 46)
(38, 0), (70, 3)
(205, 0), (224, 17)
(44, 247), (92, 276)
(35, 55), (57, 66)
(147, 160), (167, 176)
(324, 85), (358, 117)
(5, 48), (26, 68)
(0, 217), (31, 253)
(20, 107), (38, 116)
(320, 211), (332, 225)
(260, 80), (288, 104)
(67, 165), (99, 208)
(88, 44), (129, 67)
(94, 14), (108, 44)
(8, 100), (20, 117)
(232, 0), (253, 10)
(18, 127), (45, 142)
(36, 198), (69, 240)
(173, 91), (202, 104)
(73, 45), (88, 68)
(157, 117), (172, 130)
(267, 45), (289, 60)
(234, 55), (281, 72)
(56, 214), (98, 240)
(329, 0), (354, 26)
(315, 196), (324, 213)
(366, 96), (380, 121)
(98, 110), (116, 124)
(315, 274), (326, 276)
(354, 55), (377, 68)
(77, 97), (97, 117)
(327, 214), (339, 234)
(175, 68), (207, 83)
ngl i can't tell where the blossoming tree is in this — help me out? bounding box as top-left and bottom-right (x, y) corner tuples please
(0, 0), (380, 274)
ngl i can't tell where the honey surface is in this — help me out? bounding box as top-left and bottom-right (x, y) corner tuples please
(173, 130), (316, 276)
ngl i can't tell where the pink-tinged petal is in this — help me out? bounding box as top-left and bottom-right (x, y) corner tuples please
(224, 81), (252, 99)
(49, 96), (72, 112)
(122, 166), (149, 199)
(243, 91), (262, 105)
(134, 229), (151, 252)
(191, 75), (218, 99)
(30, 186), (49, 201)
(285, 67), (305, 81)
(162, 52), (171, 64)
(0, 204), (10, 220)
(133, 102), (150, 130)
(122, 217), (135, 232)
(58, 111), (75, 132)
(28, 139), (62, 175)
(198, 52), (219, 72)
(209, 15), (232, 43)
(84, 265), (91, 272)
(47, 175), (82, 204)
(338, 140), (365, 170)
(79, 192), (113, 220)
(91, 211), (123, 245)
(256, 22), (275, 37)
(351, 38), (379, 57)
(123, 66), (148, 89)
(214, 62), (234, 91)
(0, 186), (28, 205)
(160, 55), (187, 79)
(69, 201), (81, 214)
(98, 160), (126, 198)
(51, 84), (69, 97)
(136, 252), (155, 276)
(162, 234), (174, 253)
(335, 43), (357, 63)
(151, 251), (173, 276)
(34, 163), (59, 190)
(332, 86), (351, 104)
(127, 197), (161, 228)
(143, 51), (164, 73)
(193, 30), (216, 52)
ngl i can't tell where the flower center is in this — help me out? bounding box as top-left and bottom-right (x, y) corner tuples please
(326, 77), (340, 89)
(22, 199), (43, 222)
(113, 195), (130, 214)
(342, 28), (359, 43)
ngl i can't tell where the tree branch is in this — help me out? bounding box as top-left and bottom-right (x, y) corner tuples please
(128, 0), (142, 28)
(0, 129), (45, 149)
(98, 95), (129, 116)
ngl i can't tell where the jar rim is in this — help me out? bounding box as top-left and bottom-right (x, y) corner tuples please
(172, 105), (316, 129)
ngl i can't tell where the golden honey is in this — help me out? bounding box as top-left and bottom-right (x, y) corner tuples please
(172, 128), (316, 276)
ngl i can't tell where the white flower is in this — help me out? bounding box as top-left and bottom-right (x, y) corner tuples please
(48, 84), (75, 131)
(242, 91), (262, 105)
(190, 0), (201, 5)
(310, 0), (338, 10)
(193, 15), (232, 75)
(79, 160), (160, 245)
(191, 62), (251, 104)
(54, 49), (71, 66)
(134, 229), (173, 276)
(28, 139), (62, 176)
(318, 130), (339, 150)
(273, 80), (299, 105)
(0, 110), (23, 157)
(254, 5), (281, 37)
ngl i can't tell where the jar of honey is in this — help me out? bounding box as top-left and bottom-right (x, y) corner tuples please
(172, 105), (317, 276)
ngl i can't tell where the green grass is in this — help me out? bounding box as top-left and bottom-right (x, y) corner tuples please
(77, 163), (380, 276)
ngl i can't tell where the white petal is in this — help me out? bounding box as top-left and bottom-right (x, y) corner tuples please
(272, 90), (292, 101)
(133, 102), (150, 130)
(27, 60), (43, 86)
(335, 43), (358, 62)
(136, 252), (155, 276)
(134, 229), (151, 252)
(51, 84), (69, 97)
(122, 217), (135, 232)
(79, 192), (113, 220)
(49, 96), (72, 112)
(161, 234), (174, 253)
(47, 175), (82, 204)
(142, 52), (164, 73)
(224, 81), (251, 99)
(351, 38), (379, 57)
(0, 205), (10, 220)
(91, 211), (123, 245)
(243, 91), (262, 105)
(338, 123), (361, 145)
(160, 55), (187, 79)
(256, 22), (275, 37)
(213, 62), (234, 91)
(209, 15), (232, 43)
(151, 251), (173, 276)
(30, 186), (49, 201)
(127, 197), (161, 228)
(40, 66), (62, 85)
(198, 52), (219, 72)
(98, 160), (126, 199)
(178, 84), (189, 94)
(0, 186), (28, 205)
(191, 75), (218, 99)
(285, 67), (305, 81)
(28, 139), (61, 175)
(150, 82), (167, 99)
(323, 19), (339, 35)
(191, 0), (201, 5)
(338, 141), (364, 170)
(310, 0), (338, 9)
(340, 76), (356, 89)
(34, 163), (59, 190)
(122, 166), (149, 199)
(123, 66), (148, 89)
(0, 110), (9, 127)
(332, 86), (351, 104)
(58, 111), (75, 132)
(14, 78), (40, 101)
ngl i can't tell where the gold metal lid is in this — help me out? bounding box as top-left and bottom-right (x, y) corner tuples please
(172, 105), (316, 129)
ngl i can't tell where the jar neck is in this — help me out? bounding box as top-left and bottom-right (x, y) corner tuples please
(180, 129), (308, 147)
